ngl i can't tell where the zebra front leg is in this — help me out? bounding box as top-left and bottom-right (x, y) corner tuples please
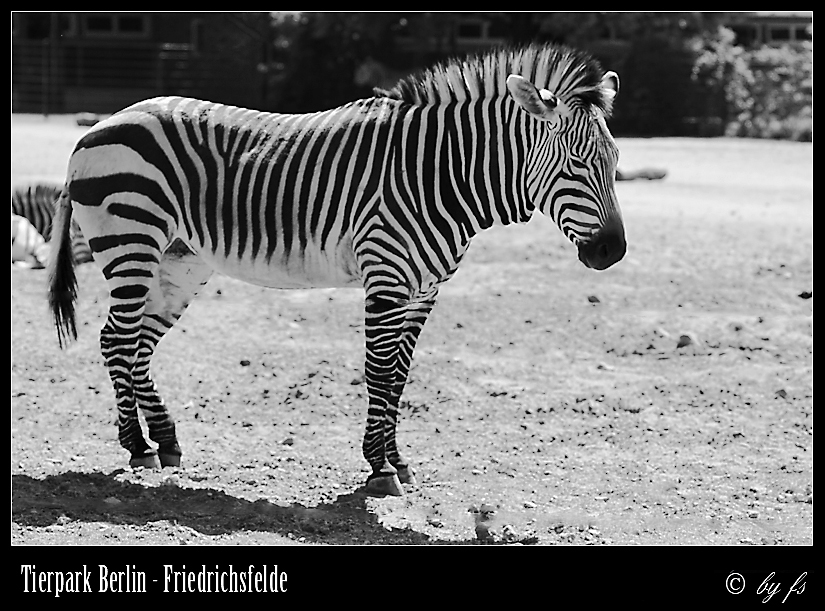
(361, 298), (408, 496)
(383, 294), (439, 486)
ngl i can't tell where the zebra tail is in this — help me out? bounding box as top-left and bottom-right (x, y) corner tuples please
(47, 186), (78, 348)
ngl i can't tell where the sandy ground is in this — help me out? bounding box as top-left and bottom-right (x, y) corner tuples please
(12, 114), (812, 547)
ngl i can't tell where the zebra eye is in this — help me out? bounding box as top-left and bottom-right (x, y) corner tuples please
(539, 88), (558, 109)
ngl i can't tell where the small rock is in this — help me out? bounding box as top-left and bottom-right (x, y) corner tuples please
(282, 437), (295, 446)
(103, 497), (122, 505)
(798, 290), (812, 299)
(240, 359), (251, 367)
(587, 295), (601, 304)
(676, 332), (699, 348)
(523, 501), (537, 509)
(500, 524), (519, 543)
(163, 475), (180, 487)
(596, 362), (614, 371)
(775, 389), (788, 399)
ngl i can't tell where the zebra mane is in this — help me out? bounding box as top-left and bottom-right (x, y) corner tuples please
(375, 43), (615, 117)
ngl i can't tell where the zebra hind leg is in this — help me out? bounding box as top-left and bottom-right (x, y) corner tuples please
(99, 284), (158, 469)
(133, 239), (213, 467)
(98, 238), (212, 469)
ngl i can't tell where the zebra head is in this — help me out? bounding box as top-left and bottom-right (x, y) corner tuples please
(507, 71), (626, 271)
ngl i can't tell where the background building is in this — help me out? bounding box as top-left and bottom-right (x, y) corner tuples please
(12, 12), (270, 114)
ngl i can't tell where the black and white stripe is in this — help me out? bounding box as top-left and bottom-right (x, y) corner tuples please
(12, 182), (93, 265)
(49, 43), (626, 495)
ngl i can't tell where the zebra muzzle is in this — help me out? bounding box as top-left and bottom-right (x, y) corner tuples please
(577, 220), (626, 271)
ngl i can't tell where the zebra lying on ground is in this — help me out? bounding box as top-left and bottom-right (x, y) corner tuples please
(49, 42), (626, 496)
(616, 167), (667, 181)
(12, 182), (93, 265)
(12, 213), (51, 268)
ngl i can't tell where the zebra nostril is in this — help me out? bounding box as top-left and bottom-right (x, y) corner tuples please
(597, 242), (610, 262)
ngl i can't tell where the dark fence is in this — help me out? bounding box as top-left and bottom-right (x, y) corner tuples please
(13, 39), (265, 114)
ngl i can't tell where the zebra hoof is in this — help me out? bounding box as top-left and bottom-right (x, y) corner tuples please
(129, 452), (160, 469)
(158, 442), (182, 467)
(158, 453), (181, 468)
(396, 465), (417, 486)
(362, 474), (405, 496)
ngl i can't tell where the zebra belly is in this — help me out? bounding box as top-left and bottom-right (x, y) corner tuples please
(191, 237), (363, 290)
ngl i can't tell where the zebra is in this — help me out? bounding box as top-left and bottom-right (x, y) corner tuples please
(12, 213), (51, 268)
(12, 182), (93, 265)
(48, 43), (626, 496)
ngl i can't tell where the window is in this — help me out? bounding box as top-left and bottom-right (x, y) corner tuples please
(730, 25), (757, 47)
(119, 15), (145, 34)
(487, 17), (510, 39)
(82, 13), (149, 38)
(769, 26), (791, 41)
(457, 21), (483, 39)
(795, 25), (812, 41)
(85, 15), (114, 34)
(17, 13), (77, 40)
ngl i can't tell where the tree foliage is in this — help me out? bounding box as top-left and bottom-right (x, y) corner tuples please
(266, 12), (446, 113)
(692, 27), (812, 140)
(262, 12), (811, 140)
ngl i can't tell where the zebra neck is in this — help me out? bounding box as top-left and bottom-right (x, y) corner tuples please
(427, 97), (536, 238)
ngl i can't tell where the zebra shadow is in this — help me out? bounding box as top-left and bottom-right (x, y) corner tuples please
(11, 471), (466, 545)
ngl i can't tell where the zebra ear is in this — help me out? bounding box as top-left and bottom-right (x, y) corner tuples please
(506, 74), (559, 121)
(601, 71), (619, 100)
